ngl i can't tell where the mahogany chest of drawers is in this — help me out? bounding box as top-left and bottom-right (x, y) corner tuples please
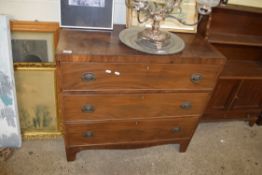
(56, 26), (225, 161)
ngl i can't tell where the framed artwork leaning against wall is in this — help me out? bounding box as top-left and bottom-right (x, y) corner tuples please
(10, 21), (59, 65)
(228, 0), (262, 8)
(14, 66), (61, 139)
(10, 21), (61, 139)
(60, 0), (114, 30)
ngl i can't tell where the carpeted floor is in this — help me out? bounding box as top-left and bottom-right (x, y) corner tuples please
(0, 121), (261, 175)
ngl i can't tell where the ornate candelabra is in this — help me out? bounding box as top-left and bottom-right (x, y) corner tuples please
(119, 0), (222, 54)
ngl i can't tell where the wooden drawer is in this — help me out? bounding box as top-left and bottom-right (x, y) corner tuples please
(63, 93), (209, 121)
(65, 117), (199, 146)
(60, 63), (220, 91)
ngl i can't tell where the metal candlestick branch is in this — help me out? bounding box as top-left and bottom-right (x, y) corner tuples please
(119, 0), (222, 55)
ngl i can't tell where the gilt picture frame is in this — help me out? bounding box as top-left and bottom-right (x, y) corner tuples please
(14, 66), (61, 139)
(10, 21), (59, 65)
(126, 0), (198, 33)
(60, 0), (115, 30)
(228, 0), (262, 8)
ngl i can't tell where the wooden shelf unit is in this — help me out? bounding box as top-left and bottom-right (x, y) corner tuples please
(203, 5), (262, 125)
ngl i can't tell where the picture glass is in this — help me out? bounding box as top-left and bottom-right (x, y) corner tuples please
(69, 0), (106, 7)
(15, 69), (57, 132)
(228, 0), (262, 8)
(60, 0), (114, 29)
(11, 32), (54, 63)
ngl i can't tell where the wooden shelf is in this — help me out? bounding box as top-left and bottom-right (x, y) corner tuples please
(204, 4), (262, 125)
(207, 5), (262, 47)
(220, 60), (262, 79)
(208, 32), (262, 47)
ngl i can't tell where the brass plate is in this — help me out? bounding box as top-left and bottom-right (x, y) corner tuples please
(119, 28), (185, 55)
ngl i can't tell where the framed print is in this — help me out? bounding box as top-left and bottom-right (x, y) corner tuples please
(14, 66), (61, 139)
(228, 0), (262, 8)
(60, 0), (114, 30)
(11, 32), (53, 63)
(126, 0), (198, 33)
(10, 21), (59, 65)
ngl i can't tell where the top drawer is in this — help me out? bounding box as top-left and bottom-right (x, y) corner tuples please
(60, 63), (221, 91)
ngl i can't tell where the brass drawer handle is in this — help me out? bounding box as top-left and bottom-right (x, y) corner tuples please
(171, 127), (181, 133)
(81, 104), (95, 113)
(82, 72), (96, 82)
(83, 131), (94, 138)
(180, 102), (192, 110)
(191, 73), (203, 83)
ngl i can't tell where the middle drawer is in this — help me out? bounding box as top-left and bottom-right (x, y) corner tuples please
(63, 93), (209, 121)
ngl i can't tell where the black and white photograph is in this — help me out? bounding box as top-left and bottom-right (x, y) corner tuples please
(12, 39), (48, 62)
(60, 0), (114, 30)
(11, 32), (54, 63)
(69, 0), (105, 7)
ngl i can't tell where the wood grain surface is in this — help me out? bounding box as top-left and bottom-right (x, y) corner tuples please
(65, 117), (199, 146)
(62, 93), (209, 121)
(60, 63), (220, 91)
(56, 24), (225, 161)
(204, 5), (262, 125)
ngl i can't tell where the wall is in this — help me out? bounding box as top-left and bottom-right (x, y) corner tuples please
(0, 0), (126, 24)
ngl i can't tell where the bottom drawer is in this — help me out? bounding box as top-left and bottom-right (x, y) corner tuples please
(65, 117), (199, 146)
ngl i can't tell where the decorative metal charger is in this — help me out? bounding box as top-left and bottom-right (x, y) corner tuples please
(119, 28), (185, 55)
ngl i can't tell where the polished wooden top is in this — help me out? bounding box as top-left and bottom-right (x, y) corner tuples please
(56, 25), (225, 64)
(220, 60), (262, 79)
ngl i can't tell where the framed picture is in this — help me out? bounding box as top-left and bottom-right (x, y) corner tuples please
(14, 66), (61, 139)
(60, 0), (114, 30)
(126, 0), (198, 33)
(10, 21), (59, 65)
(228, 0), (262, 8)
